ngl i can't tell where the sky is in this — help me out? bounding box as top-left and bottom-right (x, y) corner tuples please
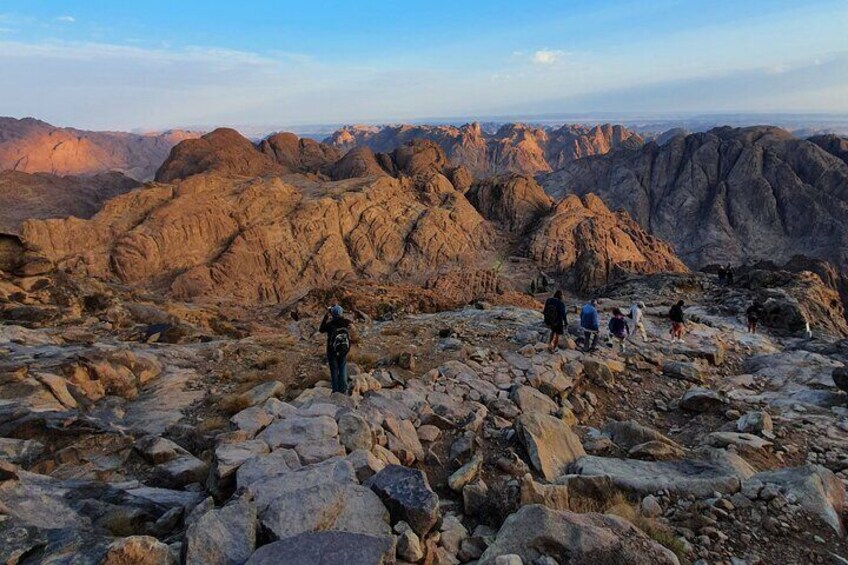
(1, 0), (847, 130)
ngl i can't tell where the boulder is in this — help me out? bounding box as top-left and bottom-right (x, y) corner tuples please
(746, 465), (846, 535)
(101, 535), (176, 565)
(246, 532), (396, 565)
(736, 411), (774, 435)
(338, 412), (373, 452)
(257, 416), (338, 450)
(706, 432), (773, 451)
(260, 483), (390, 540)
(478, 505), (679, 564)
(679, 388), (724, 412)
(213, 439), (270, 486)
(519, 474), (570, 511)
(628, 440), (686, 461)
(183, 494), (257, 565)
(832, 367), (848, 393)
(662, 361), (706, 383)
(516, 413), (585, 480)
(510, 385), (558, 415)
(602, 420), (683, 452)
(571, 454), (754, 497)
(295, 438), (346, 465)
(248, 458), (357, 512)
(236, 449), (300, 489)
(365, 465), (440, 536)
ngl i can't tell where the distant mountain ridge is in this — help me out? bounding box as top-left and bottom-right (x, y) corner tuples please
(542, 126), (848, 272)
(0, 117), (200, 181)
(324, 122), (643, 177)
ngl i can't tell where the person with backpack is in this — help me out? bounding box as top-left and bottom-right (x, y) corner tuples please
(543, 290), (568, 353)
(628, 301), (648, 342)
(608, 308), (630, 352)
(319, 304), (353, 394)
(746, 301), (763, 334)
(580, 299), (600, 352)
(668, 300), (686, 342)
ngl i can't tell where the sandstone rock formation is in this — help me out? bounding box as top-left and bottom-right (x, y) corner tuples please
(543, 126), (848, 271)
(466, 175), (554, 233)
(0, 170), (138, 235)
(326, 122), (643, 177)
(0, 117), (198, 181)
(527, 193), (688, 293)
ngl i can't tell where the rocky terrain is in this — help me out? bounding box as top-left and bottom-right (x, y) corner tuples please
(542, 126), (848, 272)
(0, 117), (199, 181)
(13, 129), (680, 307)
(325, 122), (643, 177)
(1, 256), (847, 564)
(1, 121), (848, 565)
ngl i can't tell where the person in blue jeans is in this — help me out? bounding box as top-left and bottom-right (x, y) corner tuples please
(580, 299), (600, 352)
(319, 305), (353, 394)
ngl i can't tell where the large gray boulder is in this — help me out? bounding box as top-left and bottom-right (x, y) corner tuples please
(516, 413), (585, 480)
(257, 415), (338, 449)
(571, 453), (755, 497)
(183, 494), (257, 565)
(260, 483), (390, 540)
(365, 465), (439, 536)
(478, 505), (679, 564)
(603, 420), (683, 452)
(745, 464), (846, 536)
(246, 531), (396, 565)
(248, 457), (357, 512)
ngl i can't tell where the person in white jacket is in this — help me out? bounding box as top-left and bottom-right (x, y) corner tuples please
(628, 302), (648, 342)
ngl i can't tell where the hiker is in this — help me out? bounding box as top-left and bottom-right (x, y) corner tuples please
(580, 299), (600, 352)
(608, 308), (630, 352)
(717, 266), (726, 285)
(543, 290), (568, 353)
(725, 265), (735, 285)
(628, 301), (648, 342)
(668, 300), (686, 342)
(746, 301), (763, 334)
(319, 304), (353, 394)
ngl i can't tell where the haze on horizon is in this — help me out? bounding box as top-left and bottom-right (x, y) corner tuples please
(1, 0), (847, 131)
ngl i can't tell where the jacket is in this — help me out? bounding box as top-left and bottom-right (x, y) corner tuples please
(580, 304), (599, 331)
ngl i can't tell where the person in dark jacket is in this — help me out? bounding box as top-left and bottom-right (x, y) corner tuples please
(543, 290), (568, 353)
(580, 299), (600, 352)
(725, 265), (735, 285)
(608, 308), (630, 352)
(668, 300), (685, 342)
(746, 301), (763, 334)
(319, 305), (353, 394)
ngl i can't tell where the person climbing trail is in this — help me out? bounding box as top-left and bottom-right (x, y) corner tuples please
(668, 300), (686, 342)
(543, 290), (568, 353)
(628, 301), (648, 342)
(319, 304), (353, 394)
(746, 301), (764, 334)
(608, 308), (630, 353)
(580, 299), (600, 352)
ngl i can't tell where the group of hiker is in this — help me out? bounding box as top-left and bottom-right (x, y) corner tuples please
(319, 287), (769, 395)
(544, 293), (685, 353)
(717, 264), (735, 285)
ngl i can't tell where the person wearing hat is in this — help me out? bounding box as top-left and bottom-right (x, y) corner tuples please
(319, 304), (353, 394)
(628, 301), (648, 342)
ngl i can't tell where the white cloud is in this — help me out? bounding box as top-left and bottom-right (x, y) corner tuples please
(54, 16), (76, 23)
(531, 49), (565, 65)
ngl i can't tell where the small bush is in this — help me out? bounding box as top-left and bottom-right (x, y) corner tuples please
(219, 393), (251, 415)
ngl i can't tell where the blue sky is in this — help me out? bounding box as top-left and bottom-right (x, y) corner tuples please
(1, 0), (847, 129)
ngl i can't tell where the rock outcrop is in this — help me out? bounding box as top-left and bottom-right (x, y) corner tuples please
(543, 126), (848, 271)
(527, 193), (688, 293)
(0, 116), (197, 181)
(0, 170), (138, 235)
(325, 122), (643, 177)
(467, 175), (554, 233)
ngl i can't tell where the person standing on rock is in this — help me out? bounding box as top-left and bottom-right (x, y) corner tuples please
(668, 300), (686, 342)
(628, 301), (648, 342)
(580, 299), (600, 352)
(746, 301), (763, 334)
(726, 265), (735, 285)
(608, 308), (630, 352)
(543, 290), (568, 353)
(319, 305), (353, 394)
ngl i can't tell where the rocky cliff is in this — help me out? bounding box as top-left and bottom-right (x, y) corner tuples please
(543, 126), (848, 271)
(0, 117), (198, 181)
(325, 122), (643, 177)
(15, 131), (683, 304)
(0, 170), (138, 235)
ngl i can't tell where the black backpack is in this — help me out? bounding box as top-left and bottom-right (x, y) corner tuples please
(332, 327), (351, 356)
(543, 299), (562, 327)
